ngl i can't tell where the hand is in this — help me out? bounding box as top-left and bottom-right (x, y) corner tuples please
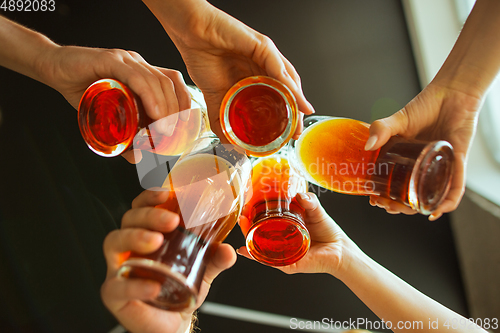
(144, 0), (315, 139)
(40, 46), (192, 163)
(41, 45), (192, 121)
(365, 81), (482, 220)
(238, 192), (352, 276)
(101, 190), (236, 333)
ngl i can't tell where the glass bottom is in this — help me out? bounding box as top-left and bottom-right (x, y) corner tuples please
(118, 258), (197, 311)
(410, 141), (455, 215)
(246, 214), (310, 266)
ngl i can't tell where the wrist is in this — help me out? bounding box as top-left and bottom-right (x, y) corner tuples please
(33, 40), (61, 88)
(142, 0), (213, 46)
(432, 0), (500, 99)
(332, 237), (373, 284)
(0, 16), (59, 85)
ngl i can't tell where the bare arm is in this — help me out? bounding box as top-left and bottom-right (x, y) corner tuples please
(367, 0), (500, 219)
(0, 15), (191, 127)
(0, 15), (57, 84)
(239, 193), (487, 333)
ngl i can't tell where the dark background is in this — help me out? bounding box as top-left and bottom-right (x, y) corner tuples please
(0, 1), (467, 332)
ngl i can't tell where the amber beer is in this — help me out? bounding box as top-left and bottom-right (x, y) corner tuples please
(118, 152), (243, 311)
(295, 117), (455, 215)
(240, 153), (310, 266)
(220, 76), (299, 157)
(78, 79), (208, 157)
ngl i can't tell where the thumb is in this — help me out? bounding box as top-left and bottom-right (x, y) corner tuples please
(365, 108), (410, 151)
(203, 243), (237, 285)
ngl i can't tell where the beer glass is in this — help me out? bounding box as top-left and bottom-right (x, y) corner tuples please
(219, 76), (299, 157)
(118, 135), (251, 311)
(78, 79), (210, 157)
(240, 148), (310, 266)
(289, 116), (455, 215)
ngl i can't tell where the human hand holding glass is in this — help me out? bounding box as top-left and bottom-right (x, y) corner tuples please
(141, 0), (315, 140)
(117, 136), (250, 312)
(101, 190), (237, 333)
(238, 191), (346, 274)
(78, 80), (209, 163)
(289, 116), (455, 218)
(365, 0), (500, 220)
(237, 192), (488, 333)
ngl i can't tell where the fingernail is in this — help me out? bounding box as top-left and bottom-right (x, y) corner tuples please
(364, 135), (378, 151)
(297, 192), (310, 201)
(154, 105), (161, 118)
(179, 108), (191, 122)
(165, 121), (176, 137)
(154, 116), (177, 136)
(307, 101), (315, 114)
(429, 213), (441, 221)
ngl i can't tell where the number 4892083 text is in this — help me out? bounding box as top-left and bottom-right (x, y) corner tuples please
(1, 0), (55, 11)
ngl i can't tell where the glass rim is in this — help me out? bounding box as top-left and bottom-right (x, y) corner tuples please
(409, 140), (454, 214)
(78, 78), (139, 157)
(220, 76), (298, 156)
(246, 212), (310, 266)
(118, 258), (198, 311)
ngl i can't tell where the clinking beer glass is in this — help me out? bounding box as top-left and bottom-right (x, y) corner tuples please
(118, 135), (251, 311)
(290, 116), (455, 215)
(78, 79), (210, 157)
(240, 149), (310, 266)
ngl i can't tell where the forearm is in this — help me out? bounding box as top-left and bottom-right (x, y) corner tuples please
(141, 0), (213, 45)
(434, 0), (500, 98)
(0, 15), (59, 84)
(336, 242), (486, 333)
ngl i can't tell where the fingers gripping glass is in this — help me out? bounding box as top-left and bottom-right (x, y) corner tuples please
(118, 139), (251, 311)
(289, 116), (455, 215)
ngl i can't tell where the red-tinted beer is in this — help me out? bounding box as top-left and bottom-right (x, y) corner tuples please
(220, 76), (299, 157)
(240, 154), (310, 266)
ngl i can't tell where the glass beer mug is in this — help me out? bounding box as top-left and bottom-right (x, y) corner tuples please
(289, 116), (455, 215)
(78, 79), (210, 157)
(220, 76), (300, 157)
(118, 136), (252, 311)
(240, 148), (310, 266)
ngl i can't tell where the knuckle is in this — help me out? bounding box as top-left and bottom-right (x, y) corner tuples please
(168, 69), (184, 80)
(259, 35), (275, 48)
(159, 75), (175, 89)
(127, 50), (141, 59)
(106, 49), (125, 60)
